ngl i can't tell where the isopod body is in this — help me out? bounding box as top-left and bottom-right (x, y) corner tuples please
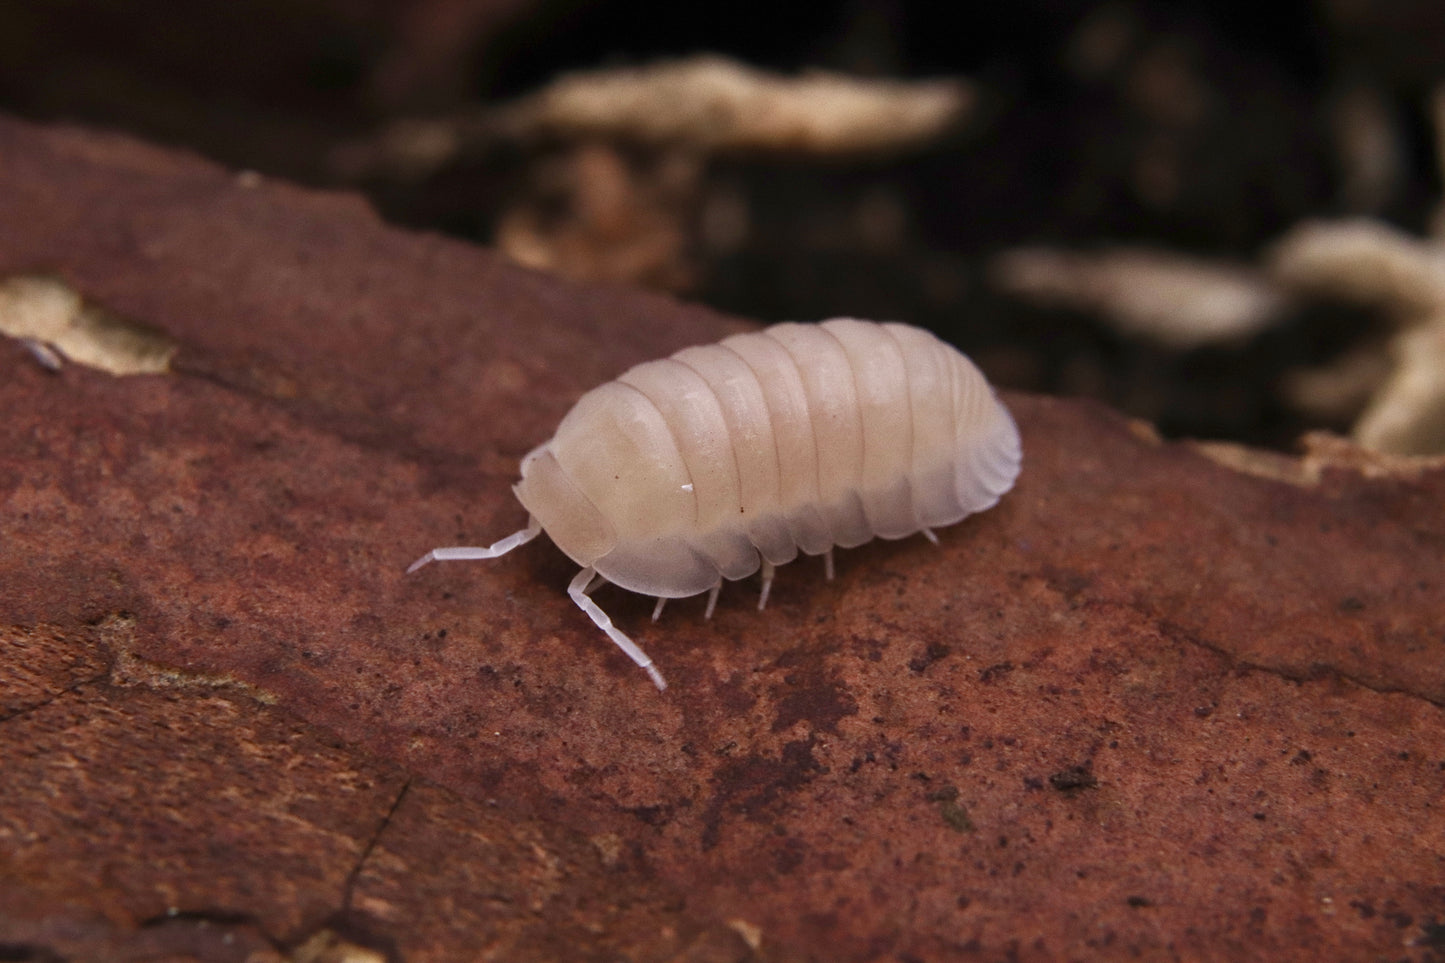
(409, 318), (1021, 690)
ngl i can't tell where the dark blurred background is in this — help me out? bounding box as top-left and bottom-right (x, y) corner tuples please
(6, 0), (1444, 451)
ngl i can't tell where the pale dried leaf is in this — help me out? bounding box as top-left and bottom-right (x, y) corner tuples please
(1269, 219), (1445, 317)
(1354, 322), (1445, 454)
(499, 55), (974, 156)
(990, 246), (1288, 348)
(0, 275), (175, 376)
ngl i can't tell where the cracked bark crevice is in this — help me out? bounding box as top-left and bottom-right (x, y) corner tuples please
(0, 672), (109, 725)
(138, 907), (285, 954)
(342, 777), (411, 913)
(1053, 591), (1444, 709)
(1153, 615), (1445, 709)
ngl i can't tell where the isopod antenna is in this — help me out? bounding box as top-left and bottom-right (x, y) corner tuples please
(406, 518), (542, 573)
(406, 516), (668, 691)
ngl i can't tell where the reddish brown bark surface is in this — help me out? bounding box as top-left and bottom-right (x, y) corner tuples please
(2, 116), (1442, 962)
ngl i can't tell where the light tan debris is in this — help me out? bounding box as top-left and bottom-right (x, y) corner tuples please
(498, 54), (975, 156)
(1354, 323), (1445, 454)
(1193, 430), (1445, 485)
(1268, 219), (1445, 454)
(0, 275), (175, 376)
(989, 246), (1289, 349)
(1269, 219), (1445, 317)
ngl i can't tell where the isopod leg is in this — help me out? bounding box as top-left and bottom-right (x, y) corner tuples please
(567, 567), (668, 691)
(406, 517), (543, 573)
(824, 549), (835, 582)
(704, 582), (721, 620)
(921, 527), (939, 546)
(652, 597), (667, 621)
(758, 560), (775, 611)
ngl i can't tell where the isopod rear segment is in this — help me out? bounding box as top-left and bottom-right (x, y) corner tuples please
(407, 318), (1022, 691)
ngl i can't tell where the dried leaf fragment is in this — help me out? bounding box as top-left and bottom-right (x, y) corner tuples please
(1269, 219), (1445, 317)
(1196, 430), (1445, 485)
(1268, 219), (1445, 454)
(0, 275), (175, 375)
(1355, 324), (1445, 454)
(989, 246), (1289, 349)
(498, 54), (975, 156)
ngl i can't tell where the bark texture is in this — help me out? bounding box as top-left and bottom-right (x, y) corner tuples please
(2, 116), (1443, 962)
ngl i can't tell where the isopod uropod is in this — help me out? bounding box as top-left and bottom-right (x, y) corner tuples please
(408, 318), (1021, 690)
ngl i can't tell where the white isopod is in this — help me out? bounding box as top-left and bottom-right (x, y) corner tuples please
(408, 318), (1021, 690)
